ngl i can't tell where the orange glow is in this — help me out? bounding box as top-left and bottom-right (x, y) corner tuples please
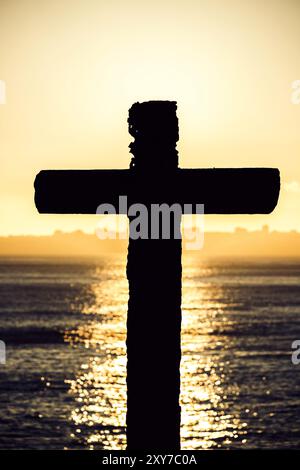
(0, 0), (299, 235)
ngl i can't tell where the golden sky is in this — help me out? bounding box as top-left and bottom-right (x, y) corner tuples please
(0, 0), (300, 235)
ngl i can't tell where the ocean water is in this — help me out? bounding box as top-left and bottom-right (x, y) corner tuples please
(0, 255), (300, 450)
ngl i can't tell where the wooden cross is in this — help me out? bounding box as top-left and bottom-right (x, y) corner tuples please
(34, 101), (280, 451)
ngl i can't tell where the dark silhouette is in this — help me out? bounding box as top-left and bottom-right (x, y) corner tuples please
(34, 100), (280, 450)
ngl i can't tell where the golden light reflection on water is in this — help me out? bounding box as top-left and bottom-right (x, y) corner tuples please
(65, 261), (128, 449)
(64, 257), (247, 449)
(181, 258), (246, 449)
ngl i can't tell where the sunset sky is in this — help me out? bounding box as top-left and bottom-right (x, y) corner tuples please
(0, 0), (300, 235)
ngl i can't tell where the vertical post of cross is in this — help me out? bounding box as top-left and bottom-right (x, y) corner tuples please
(126, 101), (182, 450)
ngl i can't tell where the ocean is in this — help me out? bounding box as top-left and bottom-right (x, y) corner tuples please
(0, 255), (300, 450)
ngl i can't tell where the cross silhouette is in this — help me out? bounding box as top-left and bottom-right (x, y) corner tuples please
(34, 101), (280, 451)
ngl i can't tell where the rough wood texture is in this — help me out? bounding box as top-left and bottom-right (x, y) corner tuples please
(126, 102), (181, 450)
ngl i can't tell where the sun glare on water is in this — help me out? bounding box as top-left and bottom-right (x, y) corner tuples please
(62, 256), (245, 450)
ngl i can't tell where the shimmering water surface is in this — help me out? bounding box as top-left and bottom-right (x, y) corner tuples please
(0, 255), (300, 449)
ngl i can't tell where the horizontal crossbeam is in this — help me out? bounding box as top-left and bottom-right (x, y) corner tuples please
(34, 168), (280, 215)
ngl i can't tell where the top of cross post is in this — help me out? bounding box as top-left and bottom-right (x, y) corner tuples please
(128, 101), (179, 172)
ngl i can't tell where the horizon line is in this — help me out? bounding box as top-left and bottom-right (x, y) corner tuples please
(1, 226), (300, 238)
